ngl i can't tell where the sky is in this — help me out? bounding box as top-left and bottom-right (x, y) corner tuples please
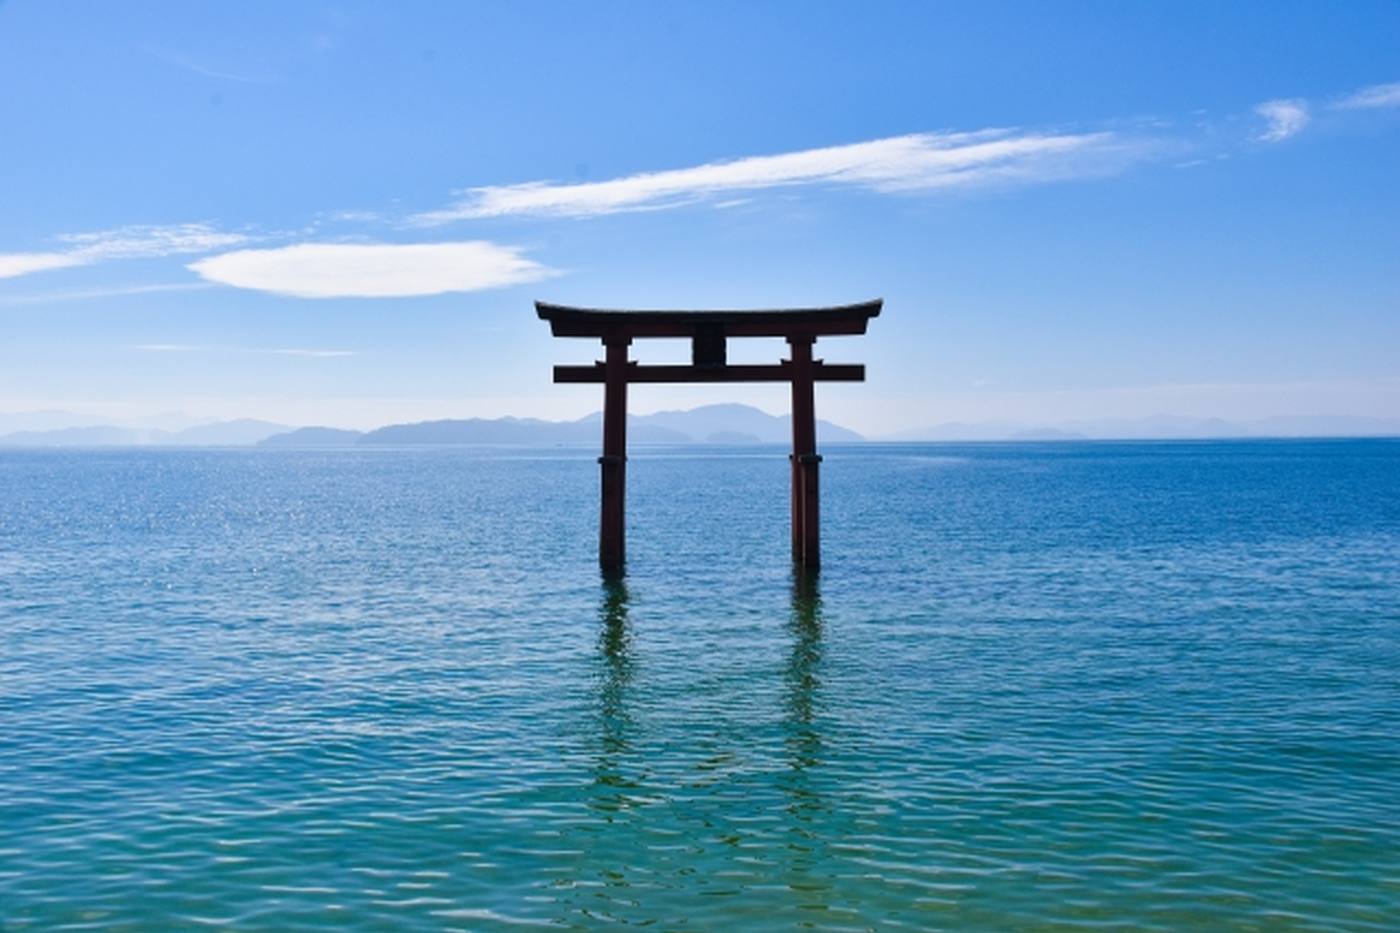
(1, 0), (1398, 434)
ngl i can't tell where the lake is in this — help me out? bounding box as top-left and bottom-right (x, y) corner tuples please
(2, 440), (1398, 930)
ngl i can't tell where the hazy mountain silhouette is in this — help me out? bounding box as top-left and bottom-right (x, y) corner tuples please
(350, 404), (858, 446)
(5, 405), (855, 448)
(0, 409), (231, 435)
(163, 420), (291, 446)
(0, 425), (158, 447)
(0, 419), (290, 448)
(5, 406), (1396, 448)
(257, 427), (366, 447)
(361, 417), (607, 446)
(0, 410), (112, 434)
(886, 414), (1400, 441)
(608, 403), (863, 444)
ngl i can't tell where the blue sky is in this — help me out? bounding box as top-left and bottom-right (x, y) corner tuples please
(2, 1), (1398, 433)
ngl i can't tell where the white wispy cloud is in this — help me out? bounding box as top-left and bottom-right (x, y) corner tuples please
(410, 80), (1399, 224)
(411, 129), (1153, 223)
(3, 76), (1394, 296)
(1335, 81), (1400, 110)
(1255, 99), (1310, 142)
(145, 47), (276, 84)
(321, 209), (385, 224)
(0, 224), (251, 281)
(188, 241), (557, 298)
(0, 282), (217, 306)
(55, 224), (252, 260)
(128, 344), (356, 357)
(269, 348), (357, 357)
(0, 252), (85, 279)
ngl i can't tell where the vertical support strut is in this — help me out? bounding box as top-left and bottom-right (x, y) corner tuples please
(788, 336), (821, 569)
(599, 335), (630, 574)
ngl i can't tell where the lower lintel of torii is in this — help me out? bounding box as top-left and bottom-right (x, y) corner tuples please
(553, 362), (865, 384)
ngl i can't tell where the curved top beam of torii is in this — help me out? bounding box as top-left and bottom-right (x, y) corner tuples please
(535, 299), (882, 339)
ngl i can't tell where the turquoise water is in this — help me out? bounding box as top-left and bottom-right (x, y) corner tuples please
(2, 440), (1398, 930)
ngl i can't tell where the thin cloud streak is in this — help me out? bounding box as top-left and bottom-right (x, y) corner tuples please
(55, 224), (253, 260)
(411, 129), (1154, 222)
(1335, 81), (1400, 110)
(145, 47), (277, 84)
(0, 282), (217, 306)
(0, 253), (84, 280)
(0, 224), (251, 281)
(189, 241), (557, 298)
(128, 344), (356, 357)
(2, 75), (1395, 293)
(411, 77), (1397, 223)
(270, 348), (356, 358)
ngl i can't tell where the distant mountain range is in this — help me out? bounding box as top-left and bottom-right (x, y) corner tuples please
(267, 404), (862, 447)
(2, 407), (1396, 448)
(0, 405), (862, 448)
(0, 419), (292, 448)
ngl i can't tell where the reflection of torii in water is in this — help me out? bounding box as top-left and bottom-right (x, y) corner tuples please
(539, 300), (881, 573)
(784, 572), (824, 775)
(592, 577), (635, 816)
(576, 575), (833, 921)
(780, 571), (828, 890)
(590, 576), (830, 831)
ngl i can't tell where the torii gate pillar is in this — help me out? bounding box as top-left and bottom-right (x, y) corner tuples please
(538, 300), (881, 575)
(599, 335), (630, 570)
(788, 335), (821, 567)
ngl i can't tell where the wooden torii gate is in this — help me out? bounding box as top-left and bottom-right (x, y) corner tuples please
(538, 299), (881, 573)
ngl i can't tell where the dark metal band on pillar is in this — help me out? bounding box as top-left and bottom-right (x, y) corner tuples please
(788, 335), (821, 569)
(599, 335), (630, 572)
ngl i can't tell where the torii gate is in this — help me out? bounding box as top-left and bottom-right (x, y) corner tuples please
(538, 299), (881, 573)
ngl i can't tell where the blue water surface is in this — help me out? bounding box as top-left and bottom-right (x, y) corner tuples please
(2, 440), (1398, 930)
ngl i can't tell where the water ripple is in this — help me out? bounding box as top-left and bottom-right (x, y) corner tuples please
(1, 442), (1398, 929)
